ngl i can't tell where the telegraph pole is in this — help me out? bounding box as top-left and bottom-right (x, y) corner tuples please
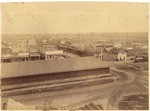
(101, 45), (103, 61)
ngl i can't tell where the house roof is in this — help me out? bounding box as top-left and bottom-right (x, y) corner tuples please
(1, 57), (109, 78)
(109, 47), (127, 54)
(18, 52), (29, 57)
(105, 47), (113, 51)
(41, 39), (47, 44)
(95, 47), (108, 54)
(39, 47), (60, 55)
(45, 50), (63, 55)
(1, 53), (14, 59)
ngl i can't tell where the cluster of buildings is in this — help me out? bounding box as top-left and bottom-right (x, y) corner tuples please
(58, 39), (148, 62)
(1, 37), (68, 63)
(1, 35), (148, 63)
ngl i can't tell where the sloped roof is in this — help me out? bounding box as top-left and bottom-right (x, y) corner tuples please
(1, 53), (14, 59)
(41, 39), (47, 44)
(1, 57), (109, 78)
(38, 47), (59, 54)
(105, 47), (113, 51)
(95, 47), (108, 54)
(109, 47), (127, 54)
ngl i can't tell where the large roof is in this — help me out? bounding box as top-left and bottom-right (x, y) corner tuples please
(109, 47), (127, 54)
(1, 57), (109, 78)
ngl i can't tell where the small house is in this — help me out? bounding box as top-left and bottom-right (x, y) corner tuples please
(103, 47), (127, 61)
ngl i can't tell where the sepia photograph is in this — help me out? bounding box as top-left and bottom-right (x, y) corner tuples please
(0, 2), (149, 110)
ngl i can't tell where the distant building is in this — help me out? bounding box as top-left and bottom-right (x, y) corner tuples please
(28, 46), (40, 61)
(41, 39), (47, 47)
(1, 48), (30, 63)
(27, 37), (37, 45)
(17, 39), (27, 47)
(16, 37), (37, 47)
(62, 41), (71, 47)
(17, 52), (29, 61)
(11, 46), (28, 54)
(39, 47), (63, 60)
(134, 54), (148, 62)
(1, 47), (13, 63)
(57, 45), (94, 57)
(127, 48), (148, 60)
(113, 42), (122, 48)
(45, 50), (63, 59)
(94, 46), (108, 59)
(103, 47), (127, 61)
(2, 37), (15, 45)
(1, 53), (14, 63)
(29, 51), (40, 61)
(60, 40), (65, 45)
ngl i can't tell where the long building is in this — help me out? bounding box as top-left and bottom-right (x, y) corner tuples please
(1, 57), (110, 85)
(57, 45), (94, 57)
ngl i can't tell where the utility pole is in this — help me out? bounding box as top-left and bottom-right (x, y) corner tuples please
(101, 45), (103, 61)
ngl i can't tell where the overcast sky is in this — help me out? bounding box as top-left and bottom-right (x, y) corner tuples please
(1, 2), (148, 34)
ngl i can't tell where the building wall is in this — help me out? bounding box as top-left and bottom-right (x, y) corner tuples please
(2, 67), (110, 85)
(117, 52), (127, 61)
(17, 40), (27, 47)
(102, 53), (118, 61)
(57, 45), (94, 57)
(102, 52), (127, 61)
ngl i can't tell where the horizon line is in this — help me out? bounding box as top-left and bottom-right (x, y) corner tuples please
(2, 32), (148, 35)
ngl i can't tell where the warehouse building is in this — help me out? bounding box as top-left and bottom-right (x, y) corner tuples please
(39, 47), (64, 60)
(57, 45), (94, 57)
(102, 47), (127, 61)
(1, 57), (110, 85)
